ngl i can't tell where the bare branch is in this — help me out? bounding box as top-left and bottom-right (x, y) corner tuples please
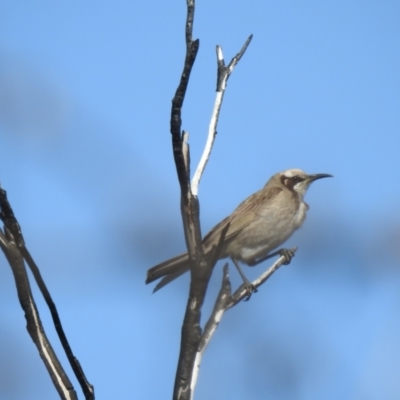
(189, 247), (298, 392)
(222, 34), (253, 86)
(188, 224), (230, 399)
(191, 35), (253, 196)
(0, 186), (94, 400)
(169, 3), (252, 399)
(227, 247), (298, 308)
(190, 264), (231, 398)
(170, 0), (199, 193)
(22, 247), (95, 400)
(0, 230), (78, 400)
(170, 2), (211, 399)
(199, 264), (231, 353)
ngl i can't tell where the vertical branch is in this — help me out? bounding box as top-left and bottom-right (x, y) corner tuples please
(169, 2), (252, 399)
(190, 264), (231, 396)
(170, 0), (199, 193)
(170, 2), (211, 399)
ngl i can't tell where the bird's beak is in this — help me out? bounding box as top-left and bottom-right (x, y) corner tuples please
(307, 173), (333, 182)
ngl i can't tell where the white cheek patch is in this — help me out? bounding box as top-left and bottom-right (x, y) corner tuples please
(293, 181), (307, 193)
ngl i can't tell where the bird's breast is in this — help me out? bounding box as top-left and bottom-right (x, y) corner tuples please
(293, 201), (308, 228)
(227, 200), (308, 263)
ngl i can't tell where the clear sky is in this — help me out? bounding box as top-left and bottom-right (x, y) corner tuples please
(0, 1), (399, 399)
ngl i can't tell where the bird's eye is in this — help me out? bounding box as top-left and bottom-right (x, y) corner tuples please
(292, 176), (300, 182)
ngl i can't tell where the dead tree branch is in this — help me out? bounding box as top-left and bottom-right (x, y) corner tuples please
(169, 1), (252, 399)
(0, 186), (94, 400)
(189, 247), (298, 393)
(191, 35), (253, 196)
(0, 230), (78, 400)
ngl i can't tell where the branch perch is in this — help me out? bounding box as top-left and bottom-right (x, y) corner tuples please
(169, 1), (252, 398)
(189, 247), (298, 395)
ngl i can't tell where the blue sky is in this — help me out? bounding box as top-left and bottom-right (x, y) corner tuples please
(0, 1), (399, 399)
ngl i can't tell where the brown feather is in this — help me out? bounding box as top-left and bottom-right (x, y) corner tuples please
(203, 186), (283, 251)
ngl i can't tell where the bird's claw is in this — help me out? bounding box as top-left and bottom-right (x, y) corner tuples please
(243, 282), (258, 301)
(280, 248), (295, 265)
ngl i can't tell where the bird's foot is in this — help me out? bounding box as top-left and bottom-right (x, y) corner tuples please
(243, 282), (258, 301)
(280, 248), (295, 265)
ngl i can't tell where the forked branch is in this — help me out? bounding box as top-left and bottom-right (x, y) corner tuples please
(191, 35), (253, 196)
(170, 1), (252, 399)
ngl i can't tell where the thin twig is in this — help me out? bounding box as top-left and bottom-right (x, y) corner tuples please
(227, 247), (298, 308)
(191, 35), (253, 196)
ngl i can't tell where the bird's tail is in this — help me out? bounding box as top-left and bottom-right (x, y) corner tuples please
(146, 253), (190, 292)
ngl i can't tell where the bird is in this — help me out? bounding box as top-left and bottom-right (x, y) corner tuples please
(146, 169), (332, 292)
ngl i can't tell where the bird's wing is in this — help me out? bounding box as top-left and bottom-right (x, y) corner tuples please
(203, 186), (283, 248)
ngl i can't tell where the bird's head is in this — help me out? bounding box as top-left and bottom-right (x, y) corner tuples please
(277, 169), (333, 197)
